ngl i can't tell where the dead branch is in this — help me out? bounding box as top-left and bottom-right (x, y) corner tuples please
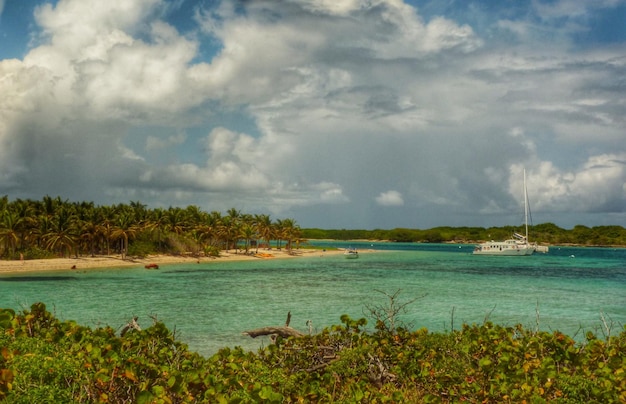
(243, 311), (305, 339)
(242, 326), (304, 339)
(120, 316), (141, 337)
(305, 355), (339, 373)
(367, 353), (397, 388)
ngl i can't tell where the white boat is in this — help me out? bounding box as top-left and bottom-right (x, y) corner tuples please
(344, 248), (359, 259)
(473, 169), (538, 256)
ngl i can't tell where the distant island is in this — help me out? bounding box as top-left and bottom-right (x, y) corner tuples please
(301, 224), (626, 247)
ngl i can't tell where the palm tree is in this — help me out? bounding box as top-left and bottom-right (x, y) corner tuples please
(43, 207), (79, 258)
(80, 211), (104, 257)
(202, 211), (223, 250)
(31, 214), (53, 251)
(219, 216), (239, 252)
(239, 223), (257, 254)
(184, 205), (204, 227)
(129, 200), (148, 223)
(40, 195), (63, 217)
(165, 207), (187, 236)
(11, 199), (36, 251)
(110, 211), (140, 260)
(277, 218), (301, 252)
(255, 214), (274, 251)
(98, 205), (118, 255)
(0, 209), (21, 258)
(226, 208), (241, 222)
(146, 208), (168, 252)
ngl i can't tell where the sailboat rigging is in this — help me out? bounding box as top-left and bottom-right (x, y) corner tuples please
(473, 169), (539, 256)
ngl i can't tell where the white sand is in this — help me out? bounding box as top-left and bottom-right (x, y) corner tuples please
(0, 248), (348, 274)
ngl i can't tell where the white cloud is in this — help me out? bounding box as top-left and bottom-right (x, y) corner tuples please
(532, 0), (625, 20)
(512, 153), (626, 215)
(0, 0), (624, 228)
(376, 191), (404, 207)
(316, 182), (350, 203)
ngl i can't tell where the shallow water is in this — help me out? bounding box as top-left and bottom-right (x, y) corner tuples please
(1, 242), (624, 357)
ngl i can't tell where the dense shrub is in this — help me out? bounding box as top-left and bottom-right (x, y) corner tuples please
(0, 304), (624, 402)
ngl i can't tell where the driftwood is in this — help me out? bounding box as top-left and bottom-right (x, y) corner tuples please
(242, 311), (305, 339)
(242, 326), (305, 339)
(120, 316), (141, 337)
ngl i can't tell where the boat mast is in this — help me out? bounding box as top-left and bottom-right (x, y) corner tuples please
(524, 169), (528, 242)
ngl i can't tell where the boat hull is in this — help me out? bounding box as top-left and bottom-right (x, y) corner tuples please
(473, 247), (535, 256)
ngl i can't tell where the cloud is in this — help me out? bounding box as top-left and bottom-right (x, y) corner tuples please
(0, 0), (624, 229)
(376, 191), (404, 207)
(532, 0), (624, 20)
(316, 182), (350, 203)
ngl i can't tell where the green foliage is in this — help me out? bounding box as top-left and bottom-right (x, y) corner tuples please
(0, 195), (303, 261)
(127, 238), (156, 258)
(14, 247), (56, 260)
(0, 304), (625, 402)
(302, 224), (626, 246)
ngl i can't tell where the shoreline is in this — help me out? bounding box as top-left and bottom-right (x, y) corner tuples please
(3, 240), (620, 275)
(0, 249), (350, 275)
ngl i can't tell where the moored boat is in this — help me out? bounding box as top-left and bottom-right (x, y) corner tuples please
(472, 235), (536, 256)
(473, 169), (545, 256)
(344, 248), (359, 259)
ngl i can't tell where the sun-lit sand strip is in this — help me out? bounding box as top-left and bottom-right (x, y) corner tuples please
(0, 248), (353, 274)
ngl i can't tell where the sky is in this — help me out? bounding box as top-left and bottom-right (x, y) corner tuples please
(0, 0), (625, 230)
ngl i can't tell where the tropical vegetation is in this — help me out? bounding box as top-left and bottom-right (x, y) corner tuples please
(302, 223), (626, 246)
(1, 299), (624, 403)
(1, 195), (624, 263)
(0, 196), (303, 260)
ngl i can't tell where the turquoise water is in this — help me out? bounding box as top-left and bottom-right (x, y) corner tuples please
(1, 243), (624, 357)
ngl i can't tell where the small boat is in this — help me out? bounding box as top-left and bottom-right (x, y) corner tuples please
(144, 263), (159, 269)
(473, 169), (543, 256)
(344, 248), (359, 259)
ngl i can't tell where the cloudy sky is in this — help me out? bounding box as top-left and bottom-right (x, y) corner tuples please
(0, 0), (625, 230)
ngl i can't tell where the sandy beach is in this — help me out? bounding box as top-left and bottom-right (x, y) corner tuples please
(0, 248), (349, 274)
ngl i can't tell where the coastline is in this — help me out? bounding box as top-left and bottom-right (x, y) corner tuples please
(0, 249), (348, 275)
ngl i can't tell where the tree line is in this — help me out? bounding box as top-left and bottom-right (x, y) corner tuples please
(0, 196), (302, 260)
(302, 223), (626, 246)
(2, 195), (624, 261)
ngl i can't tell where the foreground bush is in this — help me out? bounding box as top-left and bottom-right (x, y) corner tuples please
(0, 303), (624, 402)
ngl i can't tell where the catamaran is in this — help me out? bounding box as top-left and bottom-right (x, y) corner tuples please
(473, 169), (539, 256)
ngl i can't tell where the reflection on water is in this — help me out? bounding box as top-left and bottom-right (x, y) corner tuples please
(0, 276), (79, 282)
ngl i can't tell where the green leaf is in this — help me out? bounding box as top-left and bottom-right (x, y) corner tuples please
(479, 357), (493, 369)
(136, 390), (155, 404)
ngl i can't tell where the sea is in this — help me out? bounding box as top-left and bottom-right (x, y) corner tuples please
(1, 242), (624, 357)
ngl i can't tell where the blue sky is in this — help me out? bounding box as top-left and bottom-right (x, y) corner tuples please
(0, 0), (625, 230)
